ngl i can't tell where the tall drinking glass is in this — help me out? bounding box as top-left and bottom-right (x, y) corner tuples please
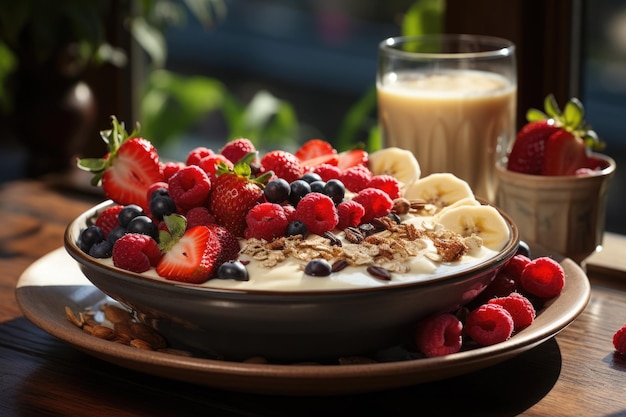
(377, 34), (517, 202)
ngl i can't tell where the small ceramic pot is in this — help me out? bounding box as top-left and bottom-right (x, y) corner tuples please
(495, 153), (615, 264)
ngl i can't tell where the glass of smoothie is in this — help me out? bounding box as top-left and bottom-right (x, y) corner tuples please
(377, 34), (517, 202)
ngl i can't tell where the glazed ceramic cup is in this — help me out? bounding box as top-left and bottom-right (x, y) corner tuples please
(377, 34), (517, 202)
(495, 153), (615, 264)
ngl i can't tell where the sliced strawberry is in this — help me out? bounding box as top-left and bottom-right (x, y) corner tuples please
(507, 120), (560, 174)
(294, 139), (336, 161)
(337, 149), (368, 171)
(101, 137), (163, 210)
(542, 130), (589, 175)
(156, 225), (221, 284)
(300, 153), (339, 169)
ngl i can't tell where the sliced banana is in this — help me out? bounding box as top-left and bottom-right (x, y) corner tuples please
(368, 147), (421, 190)
(436, 205), (511, 251)
(436, 197), (481, 216)
(403, 173), (474, 210)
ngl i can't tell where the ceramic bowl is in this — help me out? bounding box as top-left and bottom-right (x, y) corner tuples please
(64, 201), (520, 362)
(496, 153), (615, 264)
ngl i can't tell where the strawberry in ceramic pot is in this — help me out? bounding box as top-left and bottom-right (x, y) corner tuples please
(507, 94), (605, 176)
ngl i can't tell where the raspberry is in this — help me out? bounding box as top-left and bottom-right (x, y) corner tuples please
(294, 192), (339, 235)
(162, 161), (184, 181)
(613, 323), (626, 354)
(368, 175), (401, 200)
(186, 146), (214, 166)
(415, 313), (463, 357)
(168, 165), (212, 211)
(198, 153), (233, 183)
(488, 292), (536, 330)
(336, 200), (365, 230)
(469, 270), (519, 307)
(244, 203), (289, 241)
(502, 254), (531, 284)
(185, 206), (216, 229)
(311, 163), (341, 182)
(339, 164), (372, 193)
(520, 257), (565, 298)
(220, 138), (257, 164)
(95, 205), (123, 238)
(351, 187), (394, 223)
(112, 233), (161, 273)
(282, 204), (297, 223)
(260, 150), (304, 183)
(465, 304), (514, 346)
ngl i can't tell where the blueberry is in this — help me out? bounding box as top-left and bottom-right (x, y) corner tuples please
(517, 241), (531, 258)
(78, 225), (105, 253)
(150, 187), (169, 201)
(107, 226), (127, 244)
(289, 179), (311, 206)
(89, 240), (113, 258)
(126, 215), (159, 241)
(150, 195), (176, 220)
(304, 259), (332, 277)
(118, 204), (145, 227)
(264, 178), (291, 203)
(285, 220), (307, 237)
(217, 261), (249, 281)
(300, 172), (322, 184)
(323, 179), (345, 205)
(309, 180), (326, 193)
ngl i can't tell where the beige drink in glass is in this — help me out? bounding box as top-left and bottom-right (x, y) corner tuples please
(377, 35), (517, 202)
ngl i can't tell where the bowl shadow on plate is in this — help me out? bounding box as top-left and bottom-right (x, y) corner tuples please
(11, 319), (561, 417)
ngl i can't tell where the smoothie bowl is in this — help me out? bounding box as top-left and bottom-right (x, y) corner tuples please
(65, 199), (519, 362)
(63, 119), (519, 361)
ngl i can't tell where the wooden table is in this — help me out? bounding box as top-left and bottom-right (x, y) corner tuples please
(1, 179), (626, 416)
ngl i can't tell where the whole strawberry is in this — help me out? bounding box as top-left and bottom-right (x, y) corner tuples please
(208, 154), (271, 237)
(507, 94), (605, 176)
(78, 117), (163, 211)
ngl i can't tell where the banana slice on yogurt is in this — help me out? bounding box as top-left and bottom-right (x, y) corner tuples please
(436, 205), (511, 251)
(368, 147), (421, 189)
(403, 173), (474, 210)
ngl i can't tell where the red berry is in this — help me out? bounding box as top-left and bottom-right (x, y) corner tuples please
(294, 139), (336, 161)
(244, 203), (289, 241)
(415, 313), (463, 357)
(501, 254), (531, 284)
(198, 153), (233, 183)
(260, 150), (304, 183)
(542, 129), (589, 176)
(520, 257), (565, 298)
(156, 225), (221, 283)
(336, 200), (365, 230)
(507, 120), (560, 174)
(337, 149), (368, 170)
(186, 146), (214, 166)
(282, 204), (297, 223)
(613, 323), (626, 354)
(488, 292), (536, 330)
(471, 271), (519, 307)
(294, 192), (338, 235)
(112, 233), (161, 273)
(220, 138), (257, 164)
(339, 164), (372, 193)
(205, 223), (241, 268)
(95, 205), (123, 238)
(311, 163), (341, 181)
(185, 206), (216, 229)
(465, 304), (514, 346)
(368, 174), (402, 199)
(168, 165), (212, 211)
(351, 187), (394, 223)
(162, 161), (184, 181)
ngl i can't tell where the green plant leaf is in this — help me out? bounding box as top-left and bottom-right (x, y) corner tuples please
(563, 98), (584, 129)
(526, 108), (547, 122)
(543, 94), (561, 119)
(402, 0), (445, 37)
(336, 86), (377, 152)
(131, 16), (167, 68)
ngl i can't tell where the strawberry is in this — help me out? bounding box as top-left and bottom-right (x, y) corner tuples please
(78, 117), (163, 211)
(295, 139), (336, 161)
(507, 120), (559, 174)
(542, 130), (589, 175)
(300, 153), (340, 169)
(508, 94), (605, 176)
(208, 155), (271, 237)
(337, 149), (368, 170)
(156, 214), (222, 284)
